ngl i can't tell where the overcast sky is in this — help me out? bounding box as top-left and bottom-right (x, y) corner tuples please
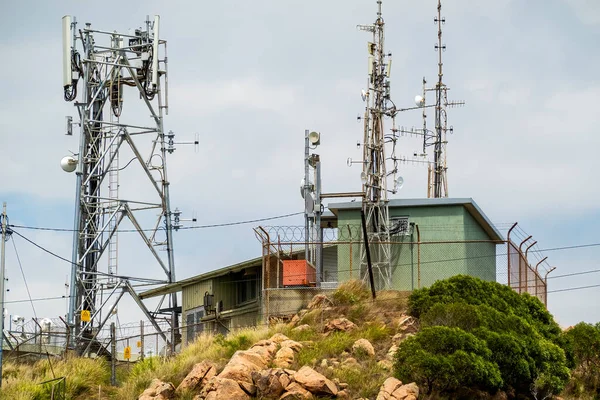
(1, 0), (599, 329)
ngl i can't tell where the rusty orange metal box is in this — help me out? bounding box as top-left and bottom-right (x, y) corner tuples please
(282, 260), (316, 286)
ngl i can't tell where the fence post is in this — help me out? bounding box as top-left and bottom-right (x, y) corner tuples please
(110, 323), (116, 386)
(140, 320), (145, 361)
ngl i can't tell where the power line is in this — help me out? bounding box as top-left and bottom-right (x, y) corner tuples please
(9, 229), (79, 267)
(8, 211), (304, 233)
(547, 284), (600, 294)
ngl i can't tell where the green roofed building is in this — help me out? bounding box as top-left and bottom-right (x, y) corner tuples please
(141, 197), (503, 346)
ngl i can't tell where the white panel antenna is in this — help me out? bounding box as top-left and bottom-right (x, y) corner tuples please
(62, 16), (72, 87)
(152, 15), (160, 89)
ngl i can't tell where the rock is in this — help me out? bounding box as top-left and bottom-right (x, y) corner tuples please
(352, 339), (375, 357)
(176, 361), (217, 394)
(320, 359), (328, 368)
(341, 357), (360, 369)
(387, 345), (399, 360)
(219, 350), (269, 386)
(200, 377), (251, 400)
(378, 360), (393, 371)
(324, 318), (357, 333)
(377, 379), (419, 400)
(269, 333), (291, 343)
(376, 377), (403, 400)
(336, 389), (351, 400)
(280, 339), (303, 353)
(292, 324), (312, 333)
(293, 366), (338, 396)
(274, 346), (295, 368)
(280, 382), (314, 400)
(139, 379), (176, 400)
(251, 369), (288, 399)
(307, 294), (333, 310)
(279, 373), (292, 389)
(392, 382), (419, 400)
(289, 314), (301, 326)
(249, 341), (278, 361)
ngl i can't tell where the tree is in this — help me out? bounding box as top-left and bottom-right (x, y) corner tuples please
(394, 326), (503, 394)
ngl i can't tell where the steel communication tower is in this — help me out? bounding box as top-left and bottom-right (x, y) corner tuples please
(61, 15), (181, 354)
(357, 1), (397, 290)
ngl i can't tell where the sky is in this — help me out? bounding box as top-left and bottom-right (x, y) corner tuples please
(0, 0), (599, 330)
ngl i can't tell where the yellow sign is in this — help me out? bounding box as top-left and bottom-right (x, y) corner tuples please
(81, 310), (91, 322)
(124, 346), (131, 360)
(136, 341), (141, 348)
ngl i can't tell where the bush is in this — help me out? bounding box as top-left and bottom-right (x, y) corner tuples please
(409, 275), (561, 341)
(403, 275), (570, 398)
(562, 322), (600, 396)
(394, 326), (503, 394)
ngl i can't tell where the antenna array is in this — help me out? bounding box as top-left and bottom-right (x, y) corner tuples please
(61, 15), (186, 355)
(356, 0), (398, 289)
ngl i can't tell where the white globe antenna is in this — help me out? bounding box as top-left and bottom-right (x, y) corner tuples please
(414, 95), (425, 107)
(60, 155), (78, 173)
(360, 172), (368, 185)
(308, 131), (321, 146)
(395, 176), (404, 191)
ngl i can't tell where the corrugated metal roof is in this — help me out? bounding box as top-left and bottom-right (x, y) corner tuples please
(327, 197), (503, 241)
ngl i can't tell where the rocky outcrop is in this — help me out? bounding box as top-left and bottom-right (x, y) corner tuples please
(307, 294), (333, 310)
(274, 346), (295, 368)
(293, 366), (338, 396)
(138, 379), (175, 400)
(280, 382), (314, 399)
(200, 377), (251, 400)
(251, 368), (288, 399)
(324, 318), (357, 333)
(376, 378), (419, 400)
(176, 361), (217, 394)
(352, 338), (375, 357)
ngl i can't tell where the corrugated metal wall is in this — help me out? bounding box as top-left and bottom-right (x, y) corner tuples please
(182, 280), (213, 313)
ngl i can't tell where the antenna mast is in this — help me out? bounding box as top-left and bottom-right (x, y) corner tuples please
(428, 0), (464, 198)
(62, 15), (183, 355)
(357, 0), (396, 289)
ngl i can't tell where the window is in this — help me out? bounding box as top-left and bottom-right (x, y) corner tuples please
(236, 274), (257, 305)
(186, 306), (205, 344)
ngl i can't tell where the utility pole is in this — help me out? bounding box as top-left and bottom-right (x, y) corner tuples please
(0, 202), (8, 386)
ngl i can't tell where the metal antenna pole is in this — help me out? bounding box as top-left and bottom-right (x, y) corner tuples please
(433, 0), (446, 198)
(357, 0), (395, 290)
(0, 202), (7, 386)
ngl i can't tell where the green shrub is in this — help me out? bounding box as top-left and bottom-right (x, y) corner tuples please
(394, 326), (503, 394)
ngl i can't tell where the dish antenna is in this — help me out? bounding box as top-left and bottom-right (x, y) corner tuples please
(395, 176), (404, 191)
(414, 95), (425, 107)
(60, 155), (78, 173)
(361, 89), (367, 102)
(360, 172), (368, 185)
(308, 131), (321, 146)
(300, 177), (314, 198)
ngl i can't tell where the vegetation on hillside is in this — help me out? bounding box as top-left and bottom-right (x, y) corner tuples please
(395, 275), (571, 399)
(1, 276), (599, 399)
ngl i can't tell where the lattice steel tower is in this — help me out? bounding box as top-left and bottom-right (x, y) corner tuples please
(61, 15), (180, 355)
(357, 1), (397, 290)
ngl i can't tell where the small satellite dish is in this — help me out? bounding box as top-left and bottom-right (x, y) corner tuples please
(361, 89), (367, 102)
(60, 155), (78, 173)
(308, 131), (321, 146)
(414, 95), (425, 107)
(360, 172), (368, 184)
(396, 176), (404, 191)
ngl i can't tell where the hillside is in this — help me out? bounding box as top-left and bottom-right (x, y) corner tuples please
(1, 278), (599, 399)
